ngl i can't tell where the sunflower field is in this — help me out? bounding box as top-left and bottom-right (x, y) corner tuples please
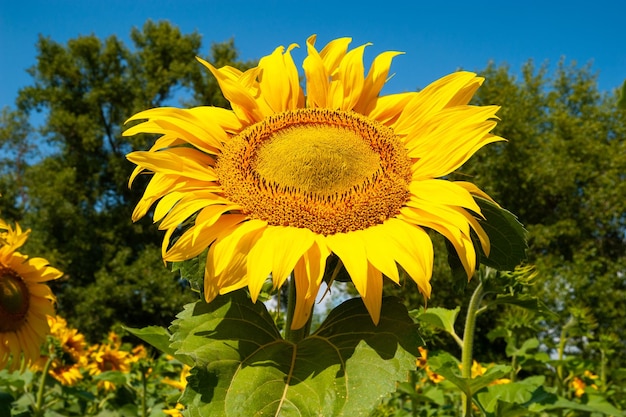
(1, 20), (625, 417)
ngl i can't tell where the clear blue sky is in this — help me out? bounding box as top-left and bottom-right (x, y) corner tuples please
(1, 0), (624, 110)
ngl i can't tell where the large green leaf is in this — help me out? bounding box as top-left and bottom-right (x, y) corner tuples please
(171, 291), (421, 417)
(475, 197), (527, 271)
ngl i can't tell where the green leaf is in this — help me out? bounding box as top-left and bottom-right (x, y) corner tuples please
(171, 291), (422, 417)
(416, 307), (461, 339)
(92, 370), (127, 385)
(427, 353), (511, 398)
(171, 249), (207, 293)
(124, 325), (192, 365)
(475, 197), (527, 270)
(0, 392), (13, 417)
(468, 365), (512, 393)
(487, 295), (558, 318)
(474, 376), (545, 414)
(505, 337), (539, 358)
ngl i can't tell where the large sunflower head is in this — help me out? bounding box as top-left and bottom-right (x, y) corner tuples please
(0, 221), (62, 370)
(126, 35), (503, 329)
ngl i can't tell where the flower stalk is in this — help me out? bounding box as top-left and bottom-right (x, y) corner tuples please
(34, 354), (54, 417)
(461, 278), (486, 417)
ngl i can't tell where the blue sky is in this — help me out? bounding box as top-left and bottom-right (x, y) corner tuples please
(1, 0), (624, 110)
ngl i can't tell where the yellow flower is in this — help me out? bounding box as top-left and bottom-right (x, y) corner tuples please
(86, 342), (132, 391)
(416, 347), (445, 384)
(162, 364), (190, 417)
(162, 363), (191, 391)
(50, 363), (83, 386)
(460, 360), (487, 378)
(0, 220), (29, 250)
(0, 221), (62, 370)
(126, 35), (503, 329)
(163, 403), (185, 417)
(571, 376), (586, 397)
(30, 315), (87, 385)
(130, 344), (148, 363)
(490, 378), (511, 385)
(48, 315), (88, 365)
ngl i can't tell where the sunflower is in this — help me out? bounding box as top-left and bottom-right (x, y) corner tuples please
(0, 221), (62, 370)
(48, 315), (88, 364)
(125, 35), (502, 329)
(86, 341), (133, 391)
(31, 315), (88, 386)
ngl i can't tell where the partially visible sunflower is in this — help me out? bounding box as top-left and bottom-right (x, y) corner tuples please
(126, 35), (503, 329)
(163, 403), (185, 417)
(48, 315), (87, 364)
(86, 335), (133, 391)
(0, 221), (62, 370)
(416, 347), (445, 384)
(162, 364), (191, 417)
(31, 315), (87, 386)
(162, 363), (191, 391)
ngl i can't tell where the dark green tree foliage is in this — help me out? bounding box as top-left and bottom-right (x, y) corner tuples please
(0, 20), (255, 340)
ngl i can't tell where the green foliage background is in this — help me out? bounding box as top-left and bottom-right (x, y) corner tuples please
(1, 19), (624, 375)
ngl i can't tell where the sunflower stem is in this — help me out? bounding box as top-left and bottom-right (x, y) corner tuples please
(34, 354), (54, 416)
(141, 363), (148, 417)
(461, 278), (485, 417)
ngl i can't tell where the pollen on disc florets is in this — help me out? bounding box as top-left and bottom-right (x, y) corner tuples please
(216, 108), (411, 235)
(0, 266), (30, 332)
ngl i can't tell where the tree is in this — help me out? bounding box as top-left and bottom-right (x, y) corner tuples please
(1, 20), (256, 340)
(460, 60), (626, 364)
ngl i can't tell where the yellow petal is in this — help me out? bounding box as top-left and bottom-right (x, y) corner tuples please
(258, 44), (303, 112)
(208, 219), (267, 277)
(196, 57), (265, 123)
(400, 208), (476, 279)
(367, 92), (417, 125)
(360, 262), (383, 325)
(328, 43), (370, 111)
(354, 50), (403, 115)
(325, 231), (368, 297)
(291, 238), (330, 329)
(360, 227), (400, 283)
(318, 36), (352, 75)
(409, 179), (481, 214)
(303, 35), (329, 108)
(393, 71), (480, 135)
(374, 219), (433, 297)
(455, 181), (500, 207)
(246, 226), (316, 302)
(164, 214), (246, 262)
